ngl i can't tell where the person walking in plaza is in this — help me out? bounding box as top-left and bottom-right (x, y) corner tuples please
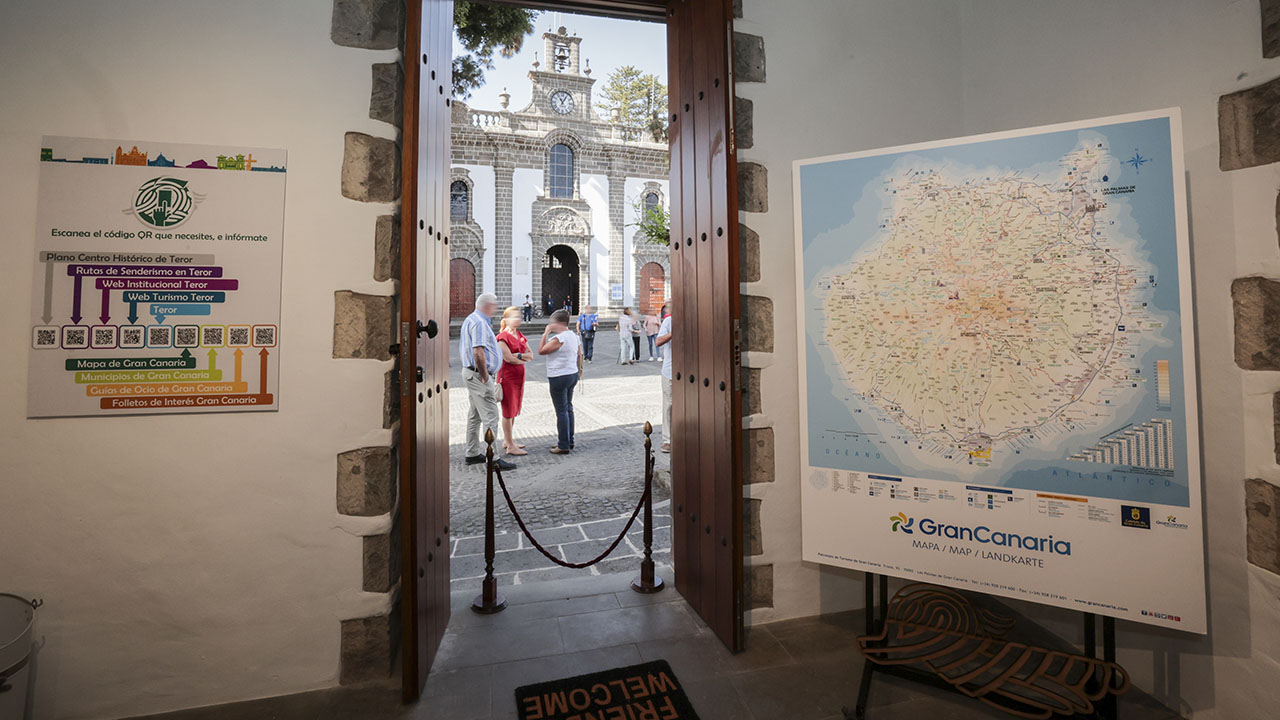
(656, 310), (673, 453)
(461, 293), (516, 470)
(631, 312), (643, 362)
(577, 305), (598, 362)
(538, 309), (583, 455)
(496, 306), (533, 457)
(617, 307), (637, 364)
(522, 294), (533, 321)
(644, 311), (661, 361)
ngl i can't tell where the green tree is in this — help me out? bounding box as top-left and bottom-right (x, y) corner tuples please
(596, 65), (668, 141)
(629, 196), (670, 246)
(452, 2), (539, 99)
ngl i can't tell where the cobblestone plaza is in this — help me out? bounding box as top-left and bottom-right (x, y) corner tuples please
(447, 338), (671, 587)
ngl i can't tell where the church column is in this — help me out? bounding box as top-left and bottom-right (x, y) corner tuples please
(606, 169), (626, 310)
(494, 160), (514, 304)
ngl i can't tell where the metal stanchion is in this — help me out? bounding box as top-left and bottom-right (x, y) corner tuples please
(472, 429), (507, 614)
(632, 421), (665, 594)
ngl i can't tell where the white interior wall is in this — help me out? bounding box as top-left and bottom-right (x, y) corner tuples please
(460, 163), (496, 294)
(512, 168), (542, 305)
(743, 0), (1280, 716)
(582, 173), (610, 306)
(954, 1), (1280, 716)
(737, 0), (967, 625)
(0, 1), (392, 718)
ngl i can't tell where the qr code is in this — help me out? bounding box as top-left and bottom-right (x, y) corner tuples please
(91, 327), (117, 349)
(63, 327), (88, 348)
(120, 327), (144, 348)
(252, 325), (277, 347)
(229, 326), (251, 346)
(202, 326), (225, 346)
(175, 325), (199, 348)
(149, 326), (172, 347)
(33, 326), (58, 349)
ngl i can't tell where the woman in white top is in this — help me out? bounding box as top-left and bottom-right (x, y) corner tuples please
(617, 307), (637, 365)
(538, 309), (583, 454)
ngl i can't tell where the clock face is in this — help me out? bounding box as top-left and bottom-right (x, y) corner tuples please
(550, 91), (574, 115)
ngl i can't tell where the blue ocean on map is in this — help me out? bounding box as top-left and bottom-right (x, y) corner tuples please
(799, 115), (1193, 507)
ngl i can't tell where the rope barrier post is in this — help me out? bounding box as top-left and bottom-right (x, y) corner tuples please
(632, 421), (665, 594)
(472, 428), (507, 614)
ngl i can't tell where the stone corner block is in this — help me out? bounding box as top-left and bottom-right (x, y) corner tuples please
(745, 563), (773, 609)
(337, 446), (396, 517)
(742, 366), (762, 416)
(744, 498), (763, 556)
(331, 0), (404, 50)
(370, 62), (404, 127)
(737, 162), (767, 213)
(333, 290), (395, 360)
(739, 223), (760, 283)
(1264, 0), (1280, 59)
(339, 610), (399, 684)
(1219, 75), (1280, 171)
(744, 426), (774, 485)
(741, 294), (774, 353)
(735, 96), (753, 150)
(1246, 478), (1280, 575)
(342, 132), (401, 203)
(383, 368), (401, 429)
(374, 214), (401, 283)
(1231, 276), (1280, 370)
(733, 32), (765, 83)
(363, 518), (402, 593)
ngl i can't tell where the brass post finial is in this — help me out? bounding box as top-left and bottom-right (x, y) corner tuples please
(644, 421), (653, 436)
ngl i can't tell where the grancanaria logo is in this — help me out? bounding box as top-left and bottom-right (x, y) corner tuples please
(889, 512), (914, 534)
(125, 176), (204, 229)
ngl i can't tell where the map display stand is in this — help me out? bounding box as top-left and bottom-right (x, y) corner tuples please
(849, 576), (1128, 720)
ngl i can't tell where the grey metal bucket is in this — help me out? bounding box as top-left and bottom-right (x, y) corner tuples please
(0, 595), (40, 720)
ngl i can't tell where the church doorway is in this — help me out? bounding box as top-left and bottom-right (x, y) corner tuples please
(541, 244), (579, 315)
(400, 0), (743, 702)
(639, 261), (665, 315)
(448, 258), (475, 319)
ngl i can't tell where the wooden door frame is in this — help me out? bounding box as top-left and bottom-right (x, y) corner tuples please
(398, 0), (742, 702)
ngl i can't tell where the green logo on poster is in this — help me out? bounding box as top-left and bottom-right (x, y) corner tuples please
(130, 176), (202, 228)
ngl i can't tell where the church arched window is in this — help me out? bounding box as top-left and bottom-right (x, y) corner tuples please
(548, 143), (574, 199)
(643, 192), (659, 217)
(450, 180), (469, 222)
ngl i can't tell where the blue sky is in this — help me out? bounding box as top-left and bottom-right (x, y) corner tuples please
(452, 9), (667, 116)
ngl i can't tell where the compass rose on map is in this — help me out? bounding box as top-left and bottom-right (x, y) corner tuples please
(1125, 149), (1150, 173)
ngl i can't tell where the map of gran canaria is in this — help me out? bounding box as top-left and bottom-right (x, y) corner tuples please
(797, 115), (1193, 506)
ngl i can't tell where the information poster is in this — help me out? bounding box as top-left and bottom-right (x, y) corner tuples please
(27, 136), (286, 417)
(793, 109), (1205, 632)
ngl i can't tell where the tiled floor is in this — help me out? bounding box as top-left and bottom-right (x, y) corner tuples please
(132, 572), (1181, 720)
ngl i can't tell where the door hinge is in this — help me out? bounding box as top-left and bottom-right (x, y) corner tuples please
(732, 318), (742, 392)
(399, 321), (412, 398)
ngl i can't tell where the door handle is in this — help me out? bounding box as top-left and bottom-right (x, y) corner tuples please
(416, 366), (425, 383)
(418, 319), (439, 339)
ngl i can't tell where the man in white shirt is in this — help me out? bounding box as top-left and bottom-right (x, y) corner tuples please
(459, 293), (516, 470)
(655, 312), (673, 453)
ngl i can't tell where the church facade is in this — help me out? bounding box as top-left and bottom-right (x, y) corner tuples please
(449, 27), (670, 318)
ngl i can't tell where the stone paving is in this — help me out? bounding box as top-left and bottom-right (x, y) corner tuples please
(447, 337), (671, 584)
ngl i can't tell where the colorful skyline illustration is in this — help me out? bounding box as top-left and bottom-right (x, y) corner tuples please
(40, 144), (286, 173)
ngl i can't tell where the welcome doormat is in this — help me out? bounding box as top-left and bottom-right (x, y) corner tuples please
(515, 659), (700, 720)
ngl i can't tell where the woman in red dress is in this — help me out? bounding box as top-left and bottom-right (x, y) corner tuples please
(496, 306), (532, 456)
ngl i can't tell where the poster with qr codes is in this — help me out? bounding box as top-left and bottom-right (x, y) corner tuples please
(26, 136), (286, 417)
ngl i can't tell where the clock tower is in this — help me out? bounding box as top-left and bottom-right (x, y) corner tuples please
(528, 26), (595, 121)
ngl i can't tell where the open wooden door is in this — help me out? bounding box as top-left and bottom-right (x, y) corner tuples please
(667, 0), (744, 653)
(399, 0), (454, 702)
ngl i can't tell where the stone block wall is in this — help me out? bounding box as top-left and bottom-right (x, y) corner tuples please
(732, 15), (775, 612)
(1224, 63), (1280, 582)
(330, 0), (403, 685)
